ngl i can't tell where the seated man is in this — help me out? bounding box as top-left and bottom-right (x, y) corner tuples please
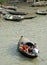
(32, 43), (39, 54)
(32, 48), (39, 54)
(19, 44), (28, 52)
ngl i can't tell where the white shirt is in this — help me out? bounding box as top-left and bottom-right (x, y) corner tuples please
(33, 48), (39, 54)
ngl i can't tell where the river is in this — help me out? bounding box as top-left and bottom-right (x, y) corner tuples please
(0, 3), (47, 65)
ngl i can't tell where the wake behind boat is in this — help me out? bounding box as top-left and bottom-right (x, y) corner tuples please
(18, 36), (39, 58)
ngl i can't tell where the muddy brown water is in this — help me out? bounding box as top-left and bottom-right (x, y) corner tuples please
(0, 3), (47, 65)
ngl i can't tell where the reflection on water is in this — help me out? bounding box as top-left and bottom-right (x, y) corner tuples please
(0, 6), (47, 65)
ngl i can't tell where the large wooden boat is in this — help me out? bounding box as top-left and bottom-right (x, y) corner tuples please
(3, 6), (17, 11)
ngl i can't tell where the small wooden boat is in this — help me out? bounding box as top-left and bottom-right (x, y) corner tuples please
(7, 7), (16, 11)
(36, 10), (47, 15)
(4, 14), (24, 21)
(32, 2), (45, 7)
(18, 36), (39, 58)
(4, 14), (36, 21)
(6, 10), (27, 15)
(4, 6), (17, 11)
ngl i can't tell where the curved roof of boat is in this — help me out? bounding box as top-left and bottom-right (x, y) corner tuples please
(25, 42), (34, 46)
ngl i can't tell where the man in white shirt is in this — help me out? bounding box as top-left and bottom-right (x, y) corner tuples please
(32, 43), (39, 54)
(32, 48), (39, 54)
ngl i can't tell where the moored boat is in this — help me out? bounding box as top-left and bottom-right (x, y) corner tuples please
(36, 10), (47, 15)
(3, 6), (17, 11)
(6, 10), (27, 15)
(4, 14), (24, 21)
(32, 2), (46, 7)
(18, 36), (39, 58)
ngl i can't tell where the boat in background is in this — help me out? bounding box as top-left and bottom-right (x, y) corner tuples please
(32, 2), (46, 7)
(4, 14), (24, 21)
(36, 10), (47, 15)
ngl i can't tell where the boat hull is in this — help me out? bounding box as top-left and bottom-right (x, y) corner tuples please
(18, 36), (38, 58)
(18, 44), (38, 58)
(4, 15), (24, 21)
(4, 18), (23, 21)
(36, 10), (47, 15)
(36, 12), (47, 15)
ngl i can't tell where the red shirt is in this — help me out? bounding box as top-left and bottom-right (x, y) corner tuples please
(21, 45), (28, 51)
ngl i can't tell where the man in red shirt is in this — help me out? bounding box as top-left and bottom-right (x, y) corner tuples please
(19, 44), (28, 52)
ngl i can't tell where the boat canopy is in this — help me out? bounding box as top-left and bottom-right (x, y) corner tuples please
(25, 42), (34, 48)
